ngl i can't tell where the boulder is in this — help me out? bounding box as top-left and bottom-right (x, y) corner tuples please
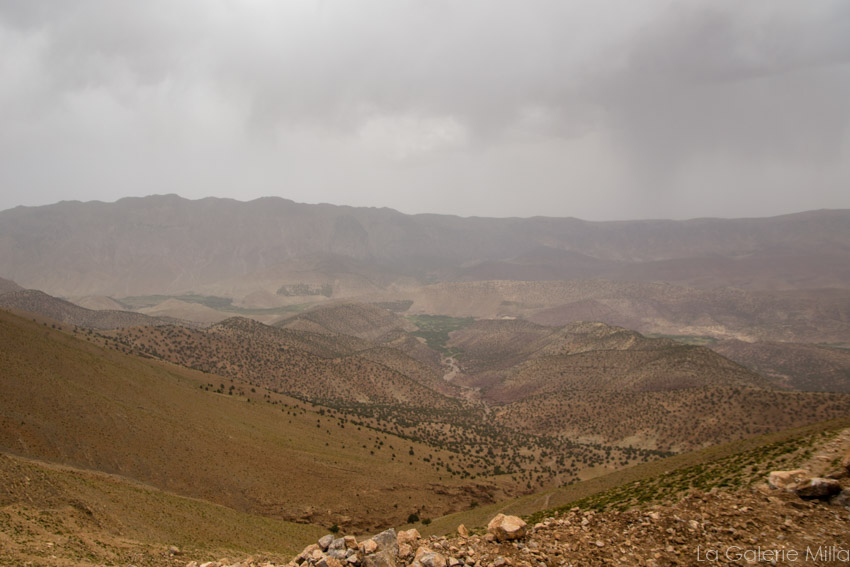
(794, 477), (842, 499)
(767, 469), (810, 491)
(319, 535), (335, 551)
(359, 540), (378, 555)
(362, 551), (396, 567)
(318, 558), (344, 567)
(298, 545), (320, 562)
(456, 525), (469, 538)
(372, 529), (399, 555)
(486, 514), (527, 542)
(397, 529), (420, 547)
(416, 552), (447, 567)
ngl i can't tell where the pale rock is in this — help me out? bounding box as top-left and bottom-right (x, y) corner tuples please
(486, 514), (527, 542)
(457, 524), (469, 538)
(360, 541), (378, 555)
(344, 536), (358, 550)
(399, 544), (413, 558)
(417, 552), (447, 567)
(767, 469), (811, 491)
(842, 449), (850, 474)
(398, 529), (421, 547)
(299, 545), (321, 561)
(319, 535), (335, 551)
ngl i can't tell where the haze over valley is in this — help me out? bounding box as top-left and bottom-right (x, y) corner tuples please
(2, 1), (850, 565)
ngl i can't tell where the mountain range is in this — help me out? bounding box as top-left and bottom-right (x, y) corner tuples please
(1, 196), (849, 298)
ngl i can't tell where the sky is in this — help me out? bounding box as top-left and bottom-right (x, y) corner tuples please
(1, 1), (849, 220)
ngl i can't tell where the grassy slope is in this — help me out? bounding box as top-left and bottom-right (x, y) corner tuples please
(0, 310), (482, 532)
(0, 452), (324, 566)
(417, 416), (850, 537)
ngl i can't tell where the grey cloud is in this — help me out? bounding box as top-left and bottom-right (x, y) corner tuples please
(0, 1), (848, 219)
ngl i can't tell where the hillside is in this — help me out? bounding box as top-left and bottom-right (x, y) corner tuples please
(109, 317), (455, 408)
(0, 276), (22, 294)
(276, 302), (417, 343)
(0, 309), (503, 531)
(0, 288), (170, 329)
(408, 280), (850, 346)
(1, 197), (849, 298)
(713, 339), (850, 393)
(276, 302), (444, 370)
(0, 452), (325, 566)
(448, 320), (771, 400)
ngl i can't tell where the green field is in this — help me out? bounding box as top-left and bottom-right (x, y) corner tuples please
(406, 314), (475, 356)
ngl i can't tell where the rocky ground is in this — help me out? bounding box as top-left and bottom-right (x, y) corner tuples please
(184, 437), (850, 567)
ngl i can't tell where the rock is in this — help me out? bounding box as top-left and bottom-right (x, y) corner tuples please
(362, 551), (396, 567)
(319, 535), (336, 551)
(300, 544), (320, 557)
(399, 543), (413, 558)
(842, 449), (850, 474)
(794, 477), (842, 499)
(767, 469), (811, 491)
(398, 529), (421, 546)
(360, 540), (378, 555)
(168, 545), (182, 556)
(417, 552), (447, 567)
(372, 529), (399, 555)
(486, 514), (527, 542)
(317, 558), (344, 567)
(344, 536), (359, 550)
(457, 524), (469, 538)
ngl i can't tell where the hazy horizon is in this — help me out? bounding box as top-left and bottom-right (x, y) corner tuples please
(3, 192), (849, 223)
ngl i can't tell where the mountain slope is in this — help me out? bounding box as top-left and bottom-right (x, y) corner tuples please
(0, 309), (491, 531)
(0, 289), (169, 329)
(448, 320), (771, 400)
(0, 452), (324, 566)
(713, 339), (850, 393)
(0, 276), (23, 294)
(110, 316), (456, 407)
(1, 196), (848, 297)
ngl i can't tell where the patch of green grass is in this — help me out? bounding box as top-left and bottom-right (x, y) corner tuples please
(406, 315), (475, 356)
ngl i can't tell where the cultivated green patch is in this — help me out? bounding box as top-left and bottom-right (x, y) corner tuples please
(406, 314), (475, 356)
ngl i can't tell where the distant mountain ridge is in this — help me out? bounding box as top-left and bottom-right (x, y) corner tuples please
(1, 195), (848, 296)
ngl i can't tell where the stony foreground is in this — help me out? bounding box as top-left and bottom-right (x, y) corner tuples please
(187, 482), (850, 567)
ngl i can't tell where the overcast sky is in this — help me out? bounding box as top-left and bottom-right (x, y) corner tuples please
(1, 1), (849, 220)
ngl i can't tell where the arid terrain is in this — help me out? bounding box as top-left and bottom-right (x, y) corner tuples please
(2, 200), (850, 565)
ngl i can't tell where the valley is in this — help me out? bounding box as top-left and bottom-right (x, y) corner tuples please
(2, 199), (850, 565)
